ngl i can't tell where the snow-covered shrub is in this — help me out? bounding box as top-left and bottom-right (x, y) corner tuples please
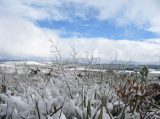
(116, 79), (160, 118)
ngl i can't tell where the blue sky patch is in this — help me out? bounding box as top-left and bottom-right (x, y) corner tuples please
(37, 18), (158, 40)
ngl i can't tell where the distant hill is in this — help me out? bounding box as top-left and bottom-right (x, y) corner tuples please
(0, 53), (160, 68)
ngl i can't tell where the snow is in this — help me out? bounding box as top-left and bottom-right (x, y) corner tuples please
(0, 62), (160, 119)
(69, 67), (108, 72)
(0, 61), (46, 66)
(106, 102), (113, 111)
(150, 70), (160, 74)
(117, 70), (135, 73)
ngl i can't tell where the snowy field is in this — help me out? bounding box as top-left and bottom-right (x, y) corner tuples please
(0, 61), (160, 119)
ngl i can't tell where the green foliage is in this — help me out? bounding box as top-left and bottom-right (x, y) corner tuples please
(0, 84), (6, 93)
(139, 66), (148, 81)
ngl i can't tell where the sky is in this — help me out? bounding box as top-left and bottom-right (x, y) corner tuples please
(1, 0), (160, 63)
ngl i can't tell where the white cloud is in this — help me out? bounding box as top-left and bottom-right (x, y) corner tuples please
(71, 0), (160, 33)
(0, 16), (59, 57)
(0, 0), (160, 63)
(56, 38), (160, 63)
(1, 0), (160, 32)
(148, 16), (160, 33)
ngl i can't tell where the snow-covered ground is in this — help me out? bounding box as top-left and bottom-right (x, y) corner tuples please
(149, 70), (160, 74)
(0, 61), (46, 66)
(0, 62), (159, 119)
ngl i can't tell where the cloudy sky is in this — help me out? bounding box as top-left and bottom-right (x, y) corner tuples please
(1, 0), (160, 63)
